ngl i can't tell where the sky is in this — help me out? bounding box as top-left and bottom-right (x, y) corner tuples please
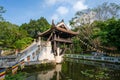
(0, 0), (120, 26)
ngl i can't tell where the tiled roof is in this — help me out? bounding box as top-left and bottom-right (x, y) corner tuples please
(39, 21), (78, 36)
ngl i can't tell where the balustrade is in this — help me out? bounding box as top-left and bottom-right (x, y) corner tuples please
(65, 54), (120, 63)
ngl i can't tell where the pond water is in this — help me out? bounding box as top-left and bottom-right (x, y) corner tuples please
(26, 58), (120, 80)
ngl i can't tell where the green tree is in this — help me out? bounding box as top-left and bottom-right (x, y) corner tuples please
(0, 21), (30, 50)
(0, 21), (19, 48)
(93, 18), (120, 50)
(72, 37), (83, 53)
(0, 6), (6, 21)
(20, 17), (51, 38)
(13, 37), (33, 50)
(70, 2), (120, 53)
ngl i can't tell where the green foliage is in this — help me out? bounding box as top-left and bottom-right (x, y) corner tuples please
(71, 18), (120, 53)
(103, 18), (120, 49)
(81, 68), (109, 80)
(0, 6), (6, 21)
(0, 21), (32, 50)
(0, 21), (20, 48)
(0, 16), (51, 54)
(13, 37), (33, 50)
(92, 18), (120, 50)
(70, 2), (120, 52)
(20, 17), (51, 38)
(72, 37), (83, 53)
(5, 72), (26, 80)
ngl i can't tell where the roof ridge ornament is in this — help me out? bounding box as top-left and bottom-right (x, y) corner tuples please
(52, 19), (56, 27)
(61, 19), (64, 22)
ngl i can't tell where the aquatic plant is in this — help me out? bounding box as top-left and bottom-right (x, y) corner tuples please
(81, 68), (109, 80)
(5, 72), (26, 80)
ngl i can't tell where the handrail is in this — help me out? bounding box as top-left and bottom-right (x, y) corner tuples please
(64, 54), (120, 63)
(16, 43), (38, 61)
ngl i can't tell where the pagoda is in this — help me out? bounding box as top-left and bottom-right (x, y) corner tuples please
(38, 20), (78, 63)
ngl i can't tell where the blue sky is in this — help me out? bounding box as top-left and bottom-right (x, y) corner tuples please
(0, 0), (120, 26)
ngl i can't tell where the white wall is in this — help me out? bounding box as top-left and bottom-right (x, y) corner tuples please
(19, 44), (38, 62)
(38, 41), (55, 61)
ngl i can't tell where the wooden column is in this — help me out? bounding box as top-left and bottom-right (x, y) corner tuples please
(53, 33), (57, 55)
(71, 44), (74, 54)
(70, 44), (73, 54)
(47, 32), (53, 41)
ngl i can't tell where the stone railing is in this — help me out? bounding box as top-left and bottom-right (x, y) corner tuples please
(16, 43), (38, 61)
(64, 54), (120, 63)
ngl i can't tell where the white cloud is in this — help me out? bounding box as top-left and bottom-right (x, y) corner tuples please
(73, 0), (87, 11)
(49, 0), (88, 23)
(51, 14), (59, 20)
(57, 6), (69, 15)
(45, 0), (78, 6)
(51, 6), (69, 21)
(45, 0), (57, 5)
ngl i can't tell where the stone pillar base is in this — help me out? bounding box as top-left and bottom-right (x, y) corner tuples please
(55, 55), (62, 63)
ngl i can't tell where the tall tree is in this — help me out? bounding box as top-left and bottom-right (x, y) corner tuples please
(0, 21), (30, 49)
(70, 2), (120, 28)
(20, 17), (51, 38)
(0, 6), (6, 21)
(93, 18), (120, 50)
(70, 2), (120, 53)
(94, 2), (120, 20)
(70, 10), (96, 27)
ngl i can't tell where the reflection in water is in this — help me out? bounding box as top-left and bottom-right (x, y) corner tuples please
(65, 58), (120, 70)
(37, 70), (54, 80)
(62, 59), (120, 80)
(26, 64), (62, 80)
(37, 64), (61, 80)
(26, 59), (120, 80)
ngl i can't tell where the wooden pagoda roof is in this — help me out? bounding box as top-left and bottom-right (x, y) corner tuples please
(38, 20), (78, 37)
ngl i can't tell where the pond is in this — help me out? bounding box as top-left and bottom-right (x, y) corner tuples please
(25, 59), (120, 80)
